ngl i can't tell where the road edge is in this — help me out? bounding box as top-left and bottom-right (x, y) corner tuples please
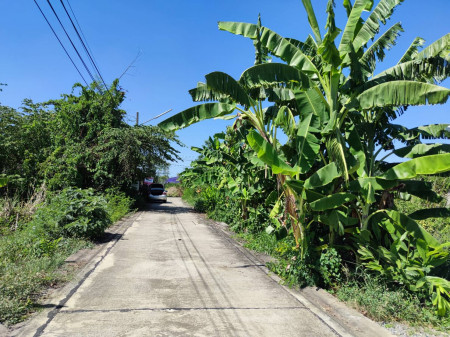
(6, 212), (141, 337)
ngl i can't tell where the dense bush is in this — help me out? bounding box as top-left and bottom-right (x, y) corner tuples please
(103, 188), (134, 223)
(30, 188), (111, 240)
(0, 186), (135, 325)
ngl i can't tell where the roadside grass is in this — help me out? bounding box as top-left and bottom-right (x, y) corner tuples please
(0, 233), (91, 324)
(181, 187), (197, 206)
(334, 275), (450, 331)
(0, 188), (133, 325)
(237, 231), (278, 256)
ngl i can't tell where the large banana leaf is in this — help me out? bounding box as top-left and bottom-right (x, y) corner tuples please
(297, 113), (320, 174)
(369, 57), (450, 87)
(339, 0), (373, 55)
(381, 153), (450, 180)
(310, 192), (356, 211)
(346, 125), (366, 176)
(357, 81), (450, 110)
(294, 87), (329, 124)
(412, 124), (450, 139)
(239, 63), (310, 89)
(218, 21), (259, 39)
(317, 0), (341, 68)
(189, 82), (231, 102)
(300, 0), (322, 44)
(385, 210), (440, 248)
(398, 37), (426, 64)
(287, 35), (318, 56)
(400, 180), (442, 203)
(408, 208), (450, 221)
(394, 143), (450, 158)
(304, 162), (340, 189)
(205, 72), (252, 108)
(158, 103), (236, 132)
(359, 23), (403, 75)
(416, 33), (450, 60)
(265, 87), (296, 102)
(259, 27), (319, 74)
(318, 210), (358, 236)
(352, 0), (404, 52)
(349, 177), (398, 191)
(246, 129), (299, 177)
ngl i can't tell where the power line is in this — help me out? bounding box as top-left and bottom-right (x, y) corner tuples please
(45, 0), (98, 86)
(33, 0), (88, 85)
(59, 0), (108, 90)
(65, 0), (98, 69)
(139, 109), (173, 125)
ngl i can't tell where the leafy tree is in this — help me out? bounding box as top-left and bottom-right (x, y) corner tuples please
(1, 80), (180, 194)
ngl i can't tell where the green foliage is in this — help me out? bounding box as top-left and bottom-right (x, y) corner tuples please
(336, 274), (449, 330)
(396, 175), (450, 244)
(0, 185), (133, 325)
(103, 188), (134, 223)
(162, 0), (450, 320)
(1, 80), (180, 194)
(268, 245), (319, 288)
(319, 248), (343, 287)
(30, 188), (111, 240)
(0, 230), (90, 324)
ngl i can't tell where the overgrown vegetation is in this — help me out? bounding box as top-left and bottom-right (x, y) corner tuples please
(165, 0), (450, 329)
(0, 187), (134, 325)
(0, 80), (179, 325)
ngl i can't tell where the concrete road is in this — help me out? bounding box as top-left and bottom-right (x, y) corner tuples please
(16, 198), (391, 337)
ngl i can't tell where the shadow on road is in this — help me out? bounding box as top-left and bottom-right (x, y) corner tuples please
(95, 232), (124, 244)
(144, 201), (195, 215)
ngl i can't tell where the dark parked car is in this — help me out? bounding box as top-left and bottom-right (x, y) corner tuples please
(148, 184), (167, 202)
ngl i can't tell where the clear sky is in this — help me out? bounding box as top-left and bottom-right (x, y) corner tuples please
(1, 1), (449, 177)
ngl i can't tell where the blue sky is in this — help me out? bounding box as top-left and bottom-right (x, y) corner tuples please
(1, 1), (449, 177)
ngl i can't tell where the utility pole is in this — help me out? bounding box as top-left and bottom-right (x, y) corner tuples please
(136, 112), (139, 126)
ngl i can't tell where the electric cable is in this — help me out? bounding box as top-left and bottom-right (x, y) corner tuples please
(33, 0), (88, 85)
(59, 0), (109, 91)
(45, 0), (98, 87)
(65, 0), (98, 70)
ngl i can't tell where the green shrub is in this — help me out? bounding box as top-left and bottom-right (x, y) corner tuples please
(103, 188), (134, 223)
(319, 248), (343, 287)
(181, 187), (196, 205)
(30, 188), (111, 240)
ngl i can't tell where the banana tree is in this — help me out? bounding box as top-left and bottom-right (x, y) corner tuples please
(217, 0), (450, 314)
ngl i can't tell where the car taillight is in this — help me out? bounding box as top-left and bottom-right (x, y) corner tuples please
(163, 191), (167, 195)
